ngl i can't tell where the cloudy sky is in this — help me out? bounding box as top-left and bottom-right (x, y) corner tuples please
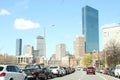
(0, 0), (120, 59)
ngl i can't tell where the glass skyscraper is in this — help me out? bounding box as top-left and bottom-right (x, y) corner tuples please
(16, 39), (22, 56)
(82, 5), (99, 53)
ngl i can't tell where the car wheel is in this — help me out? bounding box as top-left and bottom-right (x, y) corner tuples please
(45, 75), (48, 80)
(24, 77), (28, 80)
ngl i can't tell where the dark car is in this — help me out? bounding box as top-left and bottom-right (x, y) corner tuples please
(43, 66), (54, 79)
(23, 64), (47, 80)
(83, 68), (87, 71)
(109, 68), (115, 76)
(86, 67), (95, 74)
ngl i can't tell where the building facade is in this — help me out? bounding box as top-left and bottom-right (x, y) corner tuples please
(16, 38), (22, 56)
(24, 44), (33, 56)
(0, 53), (17, 64)
(102, 23), (120, 49)
(55, 43), (66, 61)
(82, 5), (99, 53)
(74, 34), (85, 59)
(35, 36), (46, 57)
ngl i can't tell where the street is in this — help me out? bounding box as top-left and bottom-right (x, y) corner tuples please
(50, 70), (120, 80)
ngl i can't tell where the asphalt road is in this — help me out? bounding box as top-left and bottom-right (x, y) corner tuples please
(49, 70), (120, 80)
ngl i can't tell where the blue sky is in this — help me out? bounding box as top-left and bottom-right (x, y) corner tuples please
(0, 0), (120, 59)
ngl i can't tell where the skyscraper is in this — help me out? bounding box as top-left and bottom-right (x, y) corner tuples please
(82, 5), (99, 53)
(55, 43), (66, 61)
(24, 44), (33, 56)
(16, 39), (22, 56)
(35, 35), (46, 57)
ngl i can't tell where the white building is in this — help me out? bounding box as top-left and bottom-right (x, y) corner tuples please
(24, 44), (33, 56)
(55, 43), (66, 61)
(35, 36), (46, 57)
(102, 23), (120, 49)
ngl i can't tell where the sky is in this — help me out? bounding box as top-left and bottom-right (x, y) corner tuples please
(0, 0), (120, 59)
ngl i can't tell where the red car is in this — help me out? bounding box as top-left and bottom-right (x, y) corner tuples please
(104, 68), (109, 74)
(86, 67), (95, 74)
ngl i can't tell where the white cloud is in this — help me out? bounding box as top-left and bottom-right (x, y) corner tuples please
(0, 9), (11, 16)
(14, 18), (40, 30)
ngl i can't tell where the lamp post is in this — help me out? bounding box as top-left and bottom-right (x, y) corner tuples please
(43, 25), (55, 65)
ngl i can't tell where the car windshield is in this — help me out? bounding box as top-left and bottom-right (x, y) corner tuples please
(87, 67), (94, 69)
(50, 66), (58, 69)
(25, 65), (40, 69)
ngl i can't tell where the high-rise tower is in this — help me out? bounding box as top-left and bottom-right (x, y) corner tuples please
(55, 43), (66, 61)
(16, 38), (22, 56)
(35, 36), (46, 57)
(82, 5), (99, 52)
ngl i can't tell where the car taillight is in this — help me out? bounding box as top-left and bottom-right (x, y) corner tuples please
(31, 70), (35, 74)
(0, 72), (6, 77)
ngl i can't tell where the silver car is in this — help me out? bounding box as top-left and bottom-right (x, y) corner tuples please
(0, 64), (27, 80)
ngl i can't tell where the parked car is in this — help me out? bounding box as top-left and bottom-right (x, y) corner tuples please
(99, 68), (104, 73)
(114, 64), (120, 77)
(23, 64), (47, 80)
(83, 67), (87, 71)
(49, 65), (63, 77)
(60, 67), (66, 75)
(109, 68), (115, 76)
(86, 67), (95, 74)
(76, 66), (81, 71)
(0, 64), (27, 80)
(43, 66), (54, 79)
(104, 68), (109, 74)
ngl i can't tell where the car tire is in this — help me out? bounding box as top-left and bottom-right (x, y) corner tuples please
(24, 77), (28, 80)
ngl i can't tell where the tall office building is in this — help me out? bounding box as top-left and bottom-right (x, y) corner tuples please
(24, 45), (33, 56)
(35, 35), (46, 57)
(82, 5), (99, 53)
(74, 35), (85, 59)
(16, 39), (22, 56)
(55, 43), (66, 61)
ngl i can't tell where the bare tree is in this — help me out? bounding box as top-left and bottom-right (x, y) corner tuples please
(105, 39), (120, 67)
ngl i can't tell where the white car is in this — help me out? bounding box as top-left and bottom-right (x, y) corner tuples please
(114, 64), (120, 77)
(49, 65), (63, 77)
(0, 64), (27, 80)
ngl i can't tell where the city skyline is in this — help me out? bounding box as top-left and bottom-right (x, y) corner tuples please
(0, 0), (120, 59)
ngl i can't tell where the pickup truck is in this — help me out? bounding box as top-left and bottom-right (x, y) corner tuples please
(23, 64), (47, 80)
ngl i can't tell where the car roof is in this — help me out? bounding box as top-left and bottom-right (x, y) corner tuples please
(0, 64), (17, 67)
